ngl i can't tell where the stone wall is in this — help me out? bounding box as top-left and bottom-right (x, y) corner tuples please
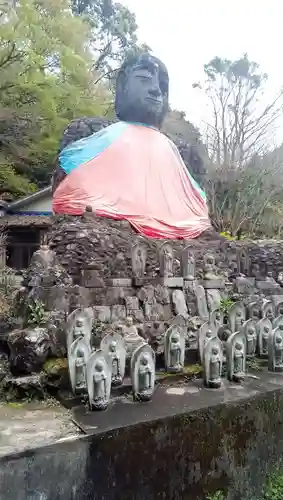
(1, 383), (283, 500)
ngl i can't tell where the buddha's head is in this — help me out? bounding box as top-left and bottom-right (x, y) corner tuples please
(115, 52), (169, 129)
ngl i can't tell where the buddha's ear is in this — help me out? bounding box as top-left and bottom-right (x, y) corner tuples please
(115, 70), (127, 119)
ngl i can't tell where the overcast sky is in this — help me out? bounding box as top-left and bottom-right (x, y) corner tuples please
(120, 0), (283, 142)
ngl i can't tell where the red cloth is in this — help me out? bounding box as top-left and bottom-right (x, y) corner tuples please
(53, 124), (211, 239)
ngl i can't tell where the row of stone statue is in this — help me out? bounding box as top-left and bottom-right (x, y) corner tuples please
(132, 241), (253, 281)
(66, 308), (186, 410)
(132, 240), (196, 279)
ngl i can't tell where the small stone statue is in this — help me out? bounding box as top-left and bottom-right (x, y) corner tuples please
(242, 319), (257, 357)
(100, 333), (126, 386)
(261, 299), (274, 321)
(257, 318), (272, 357)
(122, 316), (145, 358)
(226, 332), (246, 382)
(164, 325), (185, 373)
(131, 240), (147, 278)
(228, 301), (246, 333)
(68, 337), (91, 394)
(210, 309), (224, 333)
(131, 344), (155, 401)
(275, 301), (283, 317)
(268, 327), (283, 373)
(247, 301), (261, 321)
(159, 242), (174, 278)
(203, 253), (218, 280)
(198, 322), (216, 363)
(66, 308), (93, 353)
(86, 349), (112, 410)
(273, 315), (283, 331)
(181, 246), (195, 280)
(203, 336), (223, 388)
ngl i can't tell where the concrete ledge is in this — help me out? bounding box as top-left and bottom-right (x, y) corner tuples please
(1, 373), (283, 499)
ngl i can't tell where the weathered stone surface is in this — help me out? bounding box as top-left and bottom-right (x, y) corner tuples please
(3, 374), (46, 400)
(195, 285), (209, 320)
(172, 290), (188, 317)
(82, 270), (105, 288)
(235, 277), (255, 294)
(68, 286), (92, 310)
(45, 310), (67, 357)
(206, 289), (221, 312)
(8, 328), (51, 375)
(93, 306), (111, 323)
(105, 279), (132, 287)
(201, 279), (225, 289)
(256, 281), (280, 291)
(111, 305), (127, 323)
(46, 285), (69, 312)
(125, 296), (139, 312)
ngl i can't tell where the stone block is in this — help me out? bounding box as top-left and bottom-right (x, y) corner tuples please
(125, 296), (139, 311)
(111, 305), (127, 323)
(93, 306), (111, 322)
(105, 279), (132, 287)
(235, 277), (255, 294)
(256, 281), (280, 291)
(81, 270), (105, 288)
(201, 279), (225, 289)
(159, 277), (183, 288)
(133, 277), (183, 288)
(172, 290), (188, 316)
(206, 289), (221, 312)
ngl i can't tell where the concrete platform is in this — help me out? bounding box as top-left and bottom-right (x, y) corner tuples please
(72, 370), (283, 435)
(0, 400), (81, 457)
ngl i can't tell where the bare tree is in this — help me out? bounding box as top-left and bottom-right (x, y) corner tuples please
(193, 55), (283, 168)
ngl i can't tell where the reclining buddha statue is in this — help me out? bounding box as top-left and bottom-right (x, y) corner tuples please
(52, 52), (211, 240)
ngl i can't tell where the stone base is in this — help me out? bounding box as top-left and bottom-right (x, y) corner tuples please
(2, 371), (283, 499)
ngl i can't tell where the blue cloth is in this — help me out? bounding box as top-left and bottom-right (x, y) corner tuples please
(59, 121), (129, 174)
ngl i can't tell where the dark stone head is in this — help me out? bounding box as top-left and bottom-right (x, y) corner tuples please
(115, 52), (169, 129)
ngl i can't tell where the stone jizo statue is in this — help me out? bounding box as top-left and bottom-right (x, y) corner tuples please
(257, 318), (272, 357)
(68, 337), (91, 394)
(242, 319), (257, 357)
(203, 336), (223, 389)
(181, 246), (195, 280)
(66, 308), (93, 354)
(159, 242), (174, 277)
(228, 302), (246, 333)
(268, 327), (283, 373)
(86, 350), (112, 410)
(131, 240), (147, 278)
(131, 344), (155, 401)
(100, 333), (126, 386)
(226, 332), (246, 382)
(52, 52), (210, 240)
(164, 325), (185, 373)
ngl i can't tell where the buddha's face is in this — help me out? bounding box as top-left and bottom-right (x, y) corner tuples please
(115, 53), (169, 128)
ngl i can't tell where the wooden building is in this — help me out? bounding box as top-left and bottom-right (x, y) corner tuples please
(0, 187), (52, 269)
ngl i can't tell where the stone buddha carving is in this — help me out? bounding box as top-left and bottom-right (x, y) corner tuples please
(52, 52), (210, 240)
(131, 344), (155, 401)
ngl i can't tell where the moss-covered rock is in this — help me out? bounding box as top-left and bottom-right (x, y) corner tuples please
(42, 357), (69, 390)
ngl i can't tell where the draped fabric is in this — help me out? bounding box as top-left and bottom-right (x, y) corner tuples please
(52, 122), (211, 239)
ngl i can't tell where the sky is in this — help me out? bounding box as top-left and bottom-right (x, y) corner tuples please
(120, 0), (283, 142)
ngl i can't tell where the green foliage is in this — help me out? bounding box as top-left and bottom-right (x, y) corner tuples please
(27, 299), (46, 326)
(219, 298), (235, 316)
(0, 0), (111, 196)
(262, 470), (283, 500)
(206, 491), (225, 500)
